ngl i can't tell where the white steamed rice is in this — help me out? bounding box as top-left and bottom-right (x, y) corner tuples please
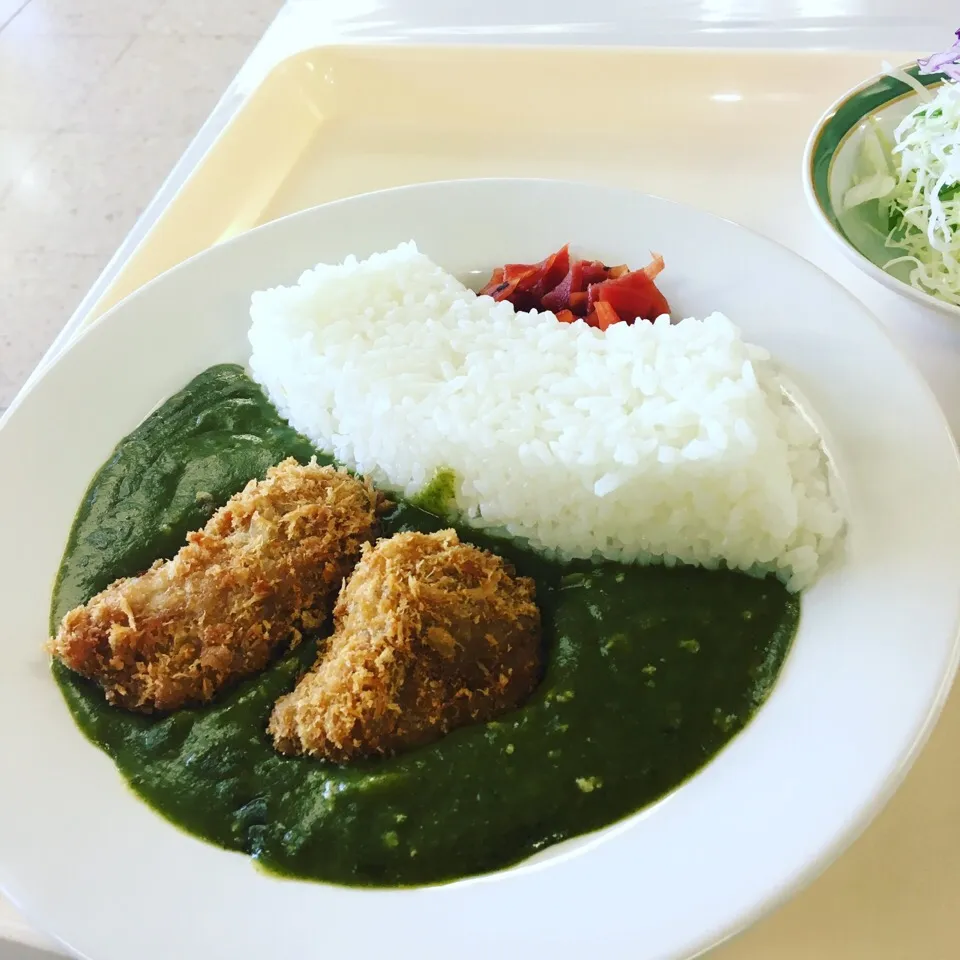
(249, 242), (843, 590)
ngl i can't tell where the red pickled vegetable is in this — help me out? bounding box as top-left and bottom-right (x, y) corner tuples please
(580, 260), (610, 287)
(502, 263), (537, 283)
(484, 264), (539, 310)
(643, 253), (665, 280)
(531, 244), (570, 297)
(479, 244), (670, 329)
(591, 267), (670, 322)
(592, 301), (620, 331)
(541, 260), (584, 313)
(477, 266), (505, 295)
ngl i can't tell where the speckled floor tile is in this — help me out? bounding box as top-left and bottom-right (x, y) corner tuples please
(147, 0), (283, 36)
(10, 0), (155, 34)
(0, 0), (275, 418)
(0, 26), (132, 128)
(0, 128), (191, 256)
(0, 0), (26, 26)
(69, 33), (258, 133)
(0, 126), (52, 202)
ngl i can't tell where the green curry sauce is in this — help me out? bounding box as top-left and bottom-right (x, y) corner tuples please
(51, 364), (800, 887)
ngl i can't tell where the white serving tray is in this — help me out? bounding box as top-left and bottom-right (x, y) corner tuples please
(6, 39), (960, 960)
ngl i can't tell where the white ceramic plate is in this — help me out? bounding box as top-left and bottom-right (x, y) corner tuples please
(1, 179), (959, 960)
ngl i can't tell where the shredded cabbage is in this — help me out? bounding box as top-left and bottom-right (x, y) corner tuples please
(843, 80), (960, 305)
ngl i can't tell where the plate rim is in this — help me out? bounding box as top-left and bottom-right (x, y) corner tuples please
(1, 178), (959, 960)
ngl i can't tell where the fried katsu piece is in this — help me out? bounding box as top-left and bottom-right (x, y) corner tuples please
(269, 529), (542, 761)
(49, 458), (383, 712)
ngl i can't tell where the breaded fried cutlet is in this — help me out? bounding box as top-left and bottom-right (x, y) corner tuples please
(48, 458), (383, 712)
(269, 529), (542, 761)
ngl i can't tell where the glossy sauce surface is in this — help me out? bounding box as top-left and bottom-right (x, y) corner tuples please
(52, 365), (799, 886)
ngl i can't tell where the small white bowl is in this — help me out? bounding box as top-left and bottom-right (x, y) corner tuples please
(803, 62), (959, 318)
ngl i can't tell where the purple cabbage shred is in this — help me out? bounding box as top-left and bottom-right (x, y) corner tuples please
(917, 29), (960, 81)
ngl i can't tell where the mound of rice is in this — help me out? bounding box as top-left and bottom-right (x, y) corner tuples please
(249, 242), (843, 590)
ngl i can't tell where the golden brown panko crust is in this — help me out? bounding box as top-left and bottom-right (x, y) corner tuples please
(48, 458), (383, 712)
(268, 529), (542, 762)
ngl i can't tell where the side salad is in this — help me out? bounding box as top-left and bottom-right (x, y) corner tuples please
(844, 31), (960, 305)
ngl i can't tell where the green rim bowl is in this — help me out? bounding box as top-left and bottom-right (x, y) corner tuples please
(802, 62), (958, 319)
